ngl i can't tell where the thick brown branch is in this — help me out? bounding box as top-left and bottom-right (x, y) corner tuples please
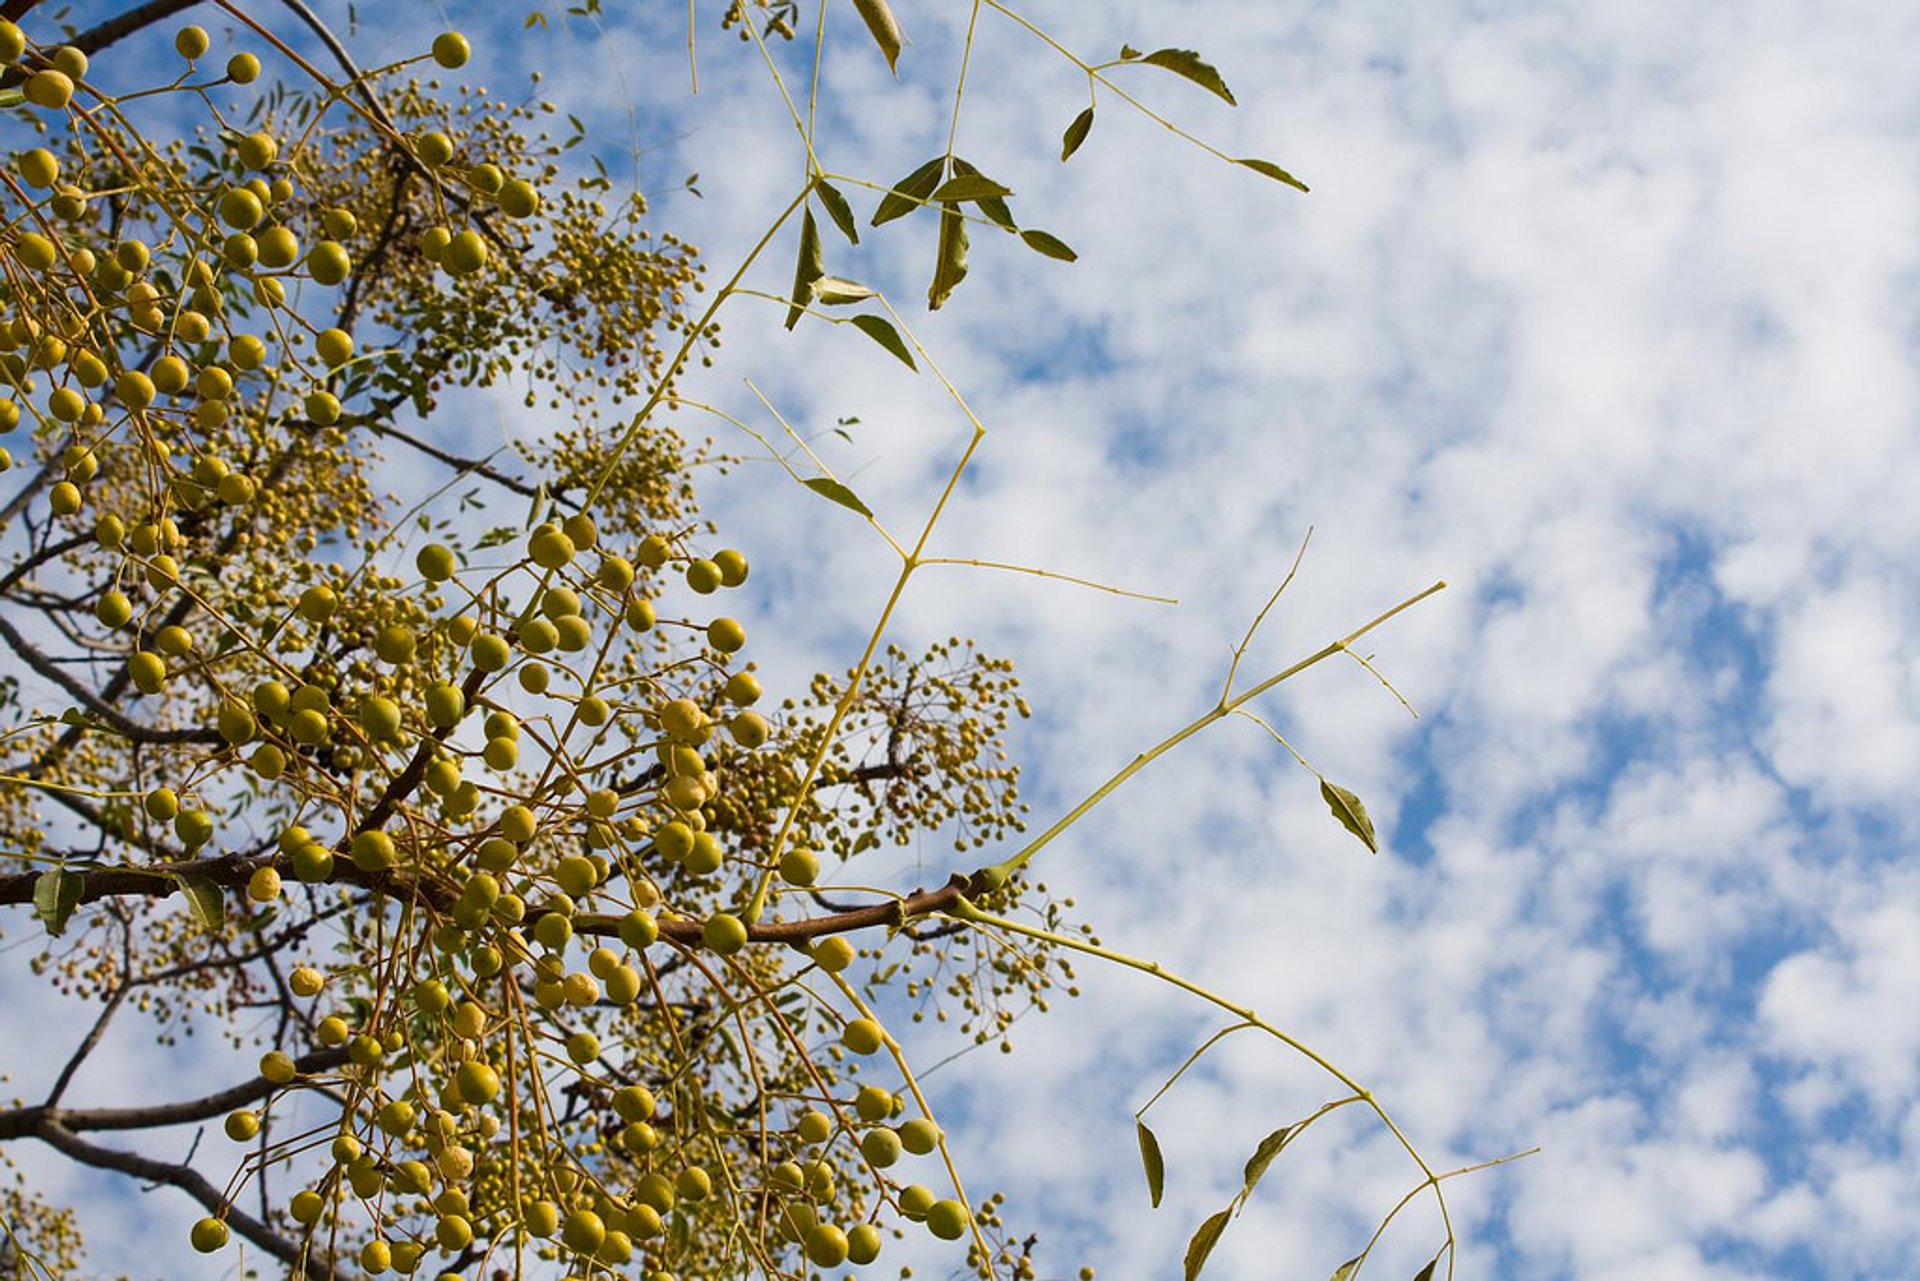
(31, 1118), (339, 1279)
(0, 1046), (349, 1141)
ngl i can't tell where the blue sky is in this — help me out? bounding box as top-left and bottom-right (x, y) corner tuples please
(6, 2), (1918, 1278)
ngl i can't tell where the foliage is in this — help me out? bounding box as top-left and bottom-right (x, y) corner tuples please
(0, 4), (1504, 1280)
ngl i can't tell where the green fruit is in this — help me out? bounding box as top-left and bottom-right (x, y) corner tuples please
(523, 1199), (559, 1237)
(297, 584), (337, 622)
(17, 147), (57, 187)
(796, 1109), (833, 1144)
(128, 650), (166, 694)
(614, 1083), (660, 1121)
(518, 616), (558, 653)
(223, 1109), (259, 1141)
(255, 227), (298, 268)
(618, 910), (658, 950)
(527, 522), (574, 569)
(561, 1208), (606, 1254)
(227, 52), (261, 84)
(778, 846), (818, 887)
(433, 31), (470, 68)
(289, 843), (333, 882)
(597, 555), (635, 592)
(174, 25), (210, 58)
(95, 591), (132, 629)
(605, 965), (641, 1004)
(237, 131), (277, 169)
(854, 1085), (893, 1122)
(675, 1166), (711, 1201)
(289, 1189), (324, 1223)
(730, 710), (771, 748)
(358, 695), (402, 740)
(315, 327), (353, 368)
(350, 830), (396, 871)
(625, 598), (656, 631)
(897, 1184), (936, 1221)
(288, 707), (330, 745)
(898, 1117), (941, 1154)
(847, 1222), (883, 1264)
(813, 935), (856, 973)
(706, 616), (746, 652)
(723, 671), (762, 705)
(497, 179), (540, 219)
(925, 1198), (971, 1240)
(304, 390), (341, 424)
(144, 787), (180, 821)
(249, 742), (288, 780)
(469, 632), (511, 671)
(323, 207), (357, 238)
(307, 239), (351, 285)
(455, 1059), (499, 1104)
(24, 69), (74, 110)
(804, 1223), (849, 1268)
(713, 548), (749, 586)
(562, 512), (598, 550)
(501, 804), (537, 842)
(685, 558), (723, 593)
(635, 1170), (674, 1210)
(443, 229), (488, 275)
(217, 701), (257, 745)
(703, 911), (748, 955)
(425, 681), (466, 727)
(374, 624), (417, 663)
(189, 1216), (229, 1252)
(840, 1018), (884, 1055)
(217, 187), (263, 230)
(482, 736), (517, 770)
(860, 1126), (903, 1167)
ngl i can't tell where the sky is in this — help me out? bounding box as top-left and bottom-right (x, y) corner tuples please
(6, 1), (1918, 1278)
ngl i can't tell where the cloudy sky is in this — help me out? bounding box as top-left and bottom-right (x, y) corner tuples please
(10, 1), (1918, 1278)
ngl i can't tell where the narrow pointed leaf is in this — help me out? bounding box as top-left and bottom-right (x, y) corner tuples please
(1136, 1119), (1166, 1208)
(802, 476), (873, 518)
(33, 867), (84, 937)
(850, 314), (916, 369)
(932, 172), (1012, 203)
(811, 276), (875, 305)
(784, 208), (823, 331)
(928, 204), (969, 311)
(814, 179), (860, 244)
(1412, 1259), (1439, 1281)
(1119, 44), (1143, 60)
(1236, 157), (1310, 192)
(1320, 780), (1378, 853)
(1140, 48), (1236, 105)
(180, 876), (225, 931)
(949, 157), (1017, 228)
(1061, 106), (1095, 161)
(1183, 1207), (1234, 1281)
(1019, 229), (1077, 262)
(851, 0), (903, 72)
(1329, 1257), (1363, 1281)
(872, 156), (944, 226)
(1241, 1123), (1299, 1195)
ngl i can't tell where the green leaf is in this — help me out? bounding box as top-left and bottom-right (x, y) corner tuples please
(1236, 157), (1310, 193)
(1119, 44), (1143, 60)
(33, 867), (84, 937)
(850, 314), (916, 369)
(931, 172), (1012, 203)
(784, 208), (823, 331)
(1137, 1119), (1166, 1208)
(1019, 229), (1077, 262)
(1061, 106), (1095, 161)
(928, 204), (969, 311)
(811, 276), (875, 305)
(180, 876), (225, 932)
(949, 157), (1017, 229)
(1183, 1207), (1233, 1281)
(851, 0), (903, 73)
(1412, 1258), (1439, 1281)
(814, 180), (860, 245)
(871, 156), (945, 226)
(1241, 1123), (1299, 1195)
(1140, 48), (1236, 106)
(1329, 1257), (1363, 1281)
(1319, 780), (1378, 853)
(0, 89), (23, 110)
(802, 477), (874, 519)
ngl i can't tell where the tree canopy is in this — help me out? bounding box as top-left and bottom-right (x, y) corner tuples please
(0, 4), (1482, 1279)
